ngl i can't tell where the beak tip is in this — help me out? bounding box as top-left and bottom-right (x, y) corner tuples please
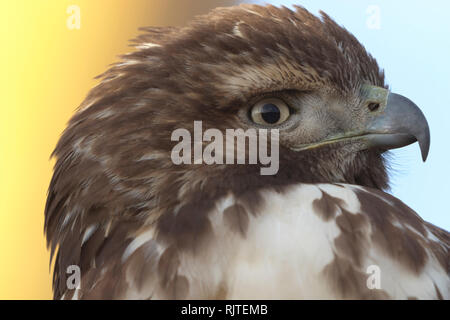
(421, 148), (429, 162)
(419, 138), (430, 162)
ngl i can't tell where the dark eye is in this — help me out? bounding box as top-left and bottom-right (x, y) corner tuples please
(367, 102), (381, 112)
(250, 98), (290, 125)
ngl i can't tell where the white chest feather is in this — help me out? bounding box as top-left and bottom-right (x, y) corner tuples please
(174, 184), (449, 300)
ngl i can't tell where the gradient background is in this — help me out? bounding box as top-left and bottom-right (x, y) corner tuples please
(0, 0), (448, 299)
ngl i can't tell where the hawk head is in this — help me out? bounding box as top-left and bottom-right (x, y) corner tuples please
(45, 4), (430, 298)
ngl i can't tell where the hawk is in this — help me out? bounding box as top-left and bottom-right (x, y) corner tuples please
(45, 4), (449, 299)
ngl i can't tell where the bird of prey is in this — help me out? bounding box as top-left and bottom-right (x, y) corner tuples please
(45, 4), (449, 299)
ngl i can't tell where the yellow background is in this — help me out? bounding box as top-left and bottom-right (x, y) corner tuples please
(0, 0), (237, 300)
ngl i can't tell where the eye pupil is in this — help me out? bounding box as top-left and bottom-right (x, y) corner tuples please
(368, 102), (380, 112)
(261, 103), (281, 124)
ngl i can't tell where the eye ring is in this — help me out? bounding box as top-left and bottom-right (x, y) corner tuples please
(250, 98), (291, 126)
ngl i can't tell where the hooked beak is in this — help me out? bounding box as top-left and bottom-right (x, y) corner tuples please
(362, 87), (430, 161)
(291, 85), (431, 161)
